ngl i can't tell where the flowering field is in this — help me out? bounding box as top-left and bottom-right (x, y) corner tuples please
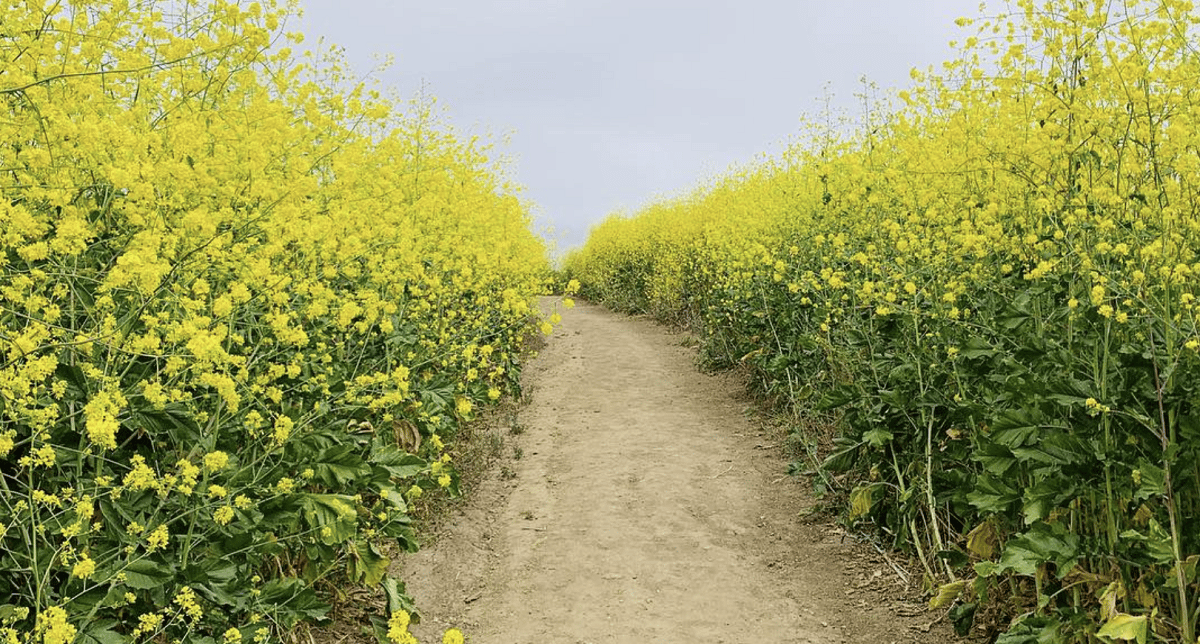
(567, 0), (1200, 641)
(0, 1), (552, 643)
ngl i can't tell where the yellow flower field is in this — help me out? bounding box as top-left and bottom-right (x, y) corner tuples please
(1, 1), (552, 642)
(568, 0), (1200, 641)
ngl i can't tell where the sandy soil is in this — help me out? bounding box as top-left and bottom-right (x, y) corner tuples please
(399, 300), (956, 643)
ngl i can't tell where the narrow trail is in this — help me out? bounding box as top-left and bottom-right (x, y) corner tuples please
(401, 301), (952, 643)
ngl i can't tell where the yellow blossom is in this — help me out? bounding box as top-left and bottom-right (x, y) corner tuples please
(146, 524), (170, 552)
(37, 607), (75, 644)
(72, 553), (96, 579)
(214, 506), (235, 526)
(204, 451), (230, 472)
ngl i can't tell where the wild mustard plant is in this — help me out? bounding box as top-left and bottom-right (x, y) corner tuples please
(1, 1), (553, 642)
(568, 1), (1200, 640)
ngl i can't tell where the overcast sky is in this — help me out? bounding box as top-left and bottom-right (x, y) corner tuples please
(293, 1), (972, 254)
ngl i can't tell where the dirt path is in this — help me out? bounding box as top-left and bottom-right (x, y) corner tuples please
(400, 301), (953, 643)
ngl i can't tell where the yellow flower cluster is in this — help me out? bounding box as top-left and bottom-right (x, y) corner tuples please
(567, 0), (1200, 640)
(1, 0), (555, 642)
(386, 611), (417, 644)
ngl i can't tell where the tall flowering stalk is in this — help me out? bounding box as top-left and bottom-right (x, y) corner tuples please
(569, 1), (1200, 640)
(1, 1), (552, 642)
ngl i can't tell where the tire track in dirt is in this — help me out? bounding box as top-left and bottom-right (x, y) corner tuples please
(400, 301), (953, 643)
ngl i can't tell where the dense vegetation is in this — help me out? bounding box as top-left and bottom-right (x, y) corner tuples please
(567, 1), (1200, 641)
(1, 2), (552, 643)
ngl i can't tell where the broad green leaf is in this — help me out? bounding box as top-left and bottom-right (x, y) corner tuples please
(998, 541), (1041, 577)
(77, 622), (125, 644)
(862, 427), (893, 447)
(1131, 461), (1165, 500)
(1021, 477), (1077, 525)
(371, 445), (428, 479)
(960, 337), (996, 359)
(311, 444), (371, 487)
(997, 523), (1080, 578)
(348, 541), (390, 586)
(121, 558), (172, 590)
(259, 578), (331, 626)
(990, 409), (1040, 448)
(949, 602), (977, 637)
(816, 383), (858, 410)
(821, 440), (860, 473)
(1010, 430), (1088, 466)
(298, 493), (358, 544)
(972, 442), (1017, 476)
(974, 561), (1000, 578)
(994, 614), (1062, 644)
(378, 485), (409, 512)
(967, 474), (1019, 513)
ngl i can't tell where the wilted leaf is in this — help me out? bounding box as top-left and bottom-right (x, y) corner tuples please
(1099, 580), (1125, 622)
(848, 484), (876, 521)
(1095, 613), (1147, 644)
(966, 521), (999, 559)
(929, 580), (966, 608)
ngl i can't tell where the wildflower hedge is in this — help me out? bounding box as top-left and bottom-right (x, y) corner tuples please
(568, 0), (1200, 641)
(1, 1), (551, 643)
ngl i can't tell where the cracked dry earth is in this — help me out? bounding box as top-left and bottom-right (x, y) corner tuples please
(398, 300), (956, 644)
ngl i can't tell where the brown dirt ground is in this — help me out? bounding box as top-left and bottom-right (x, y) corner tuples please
(394, 300), (962, 643)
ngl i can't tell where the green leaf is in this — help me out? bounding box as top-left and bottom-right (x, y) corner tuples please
(382, 576), (420, 621)
(348, 541), (390, 586)
(974, 561), (1001, 577)
(816, 383), (858, 410)
(131, 404), (202, 445)
(821, 440), (861, 473)
(936, 549), (970, 569)
(990, 409), (1040, 448)
(1010, 431), (1088, 466)
(121, 558), (172, 590)
(378, 485), (408, 513)
(960, 337), (996, 359)
(998, 523), (1080, 578)
(862, 427), (893, 448)
(998, 541), (1041, 577)
(973, 442), (1017, 476)
(949, 602), (977, 637)
(259, 578), (330, 626)
(994, 614), (1062, 644)
(311, 445), (371, 487)
(370, 446), (427, 479)
(77, 622), (125, 644)
(1145, 519), (1176, 565)
(0, 606), (28, 622)
(967, 474), (1019, 513)
(1131, 461), (1165, 501)
(53, 363), (89, 399)
(1021, 477), (1077, 525)
(1095, 613), (1147, 644)
(298, 493), (358, 544)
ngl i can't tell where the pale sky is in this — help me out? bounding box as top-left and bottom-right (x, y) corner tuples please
(293, 1), (973, 254)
